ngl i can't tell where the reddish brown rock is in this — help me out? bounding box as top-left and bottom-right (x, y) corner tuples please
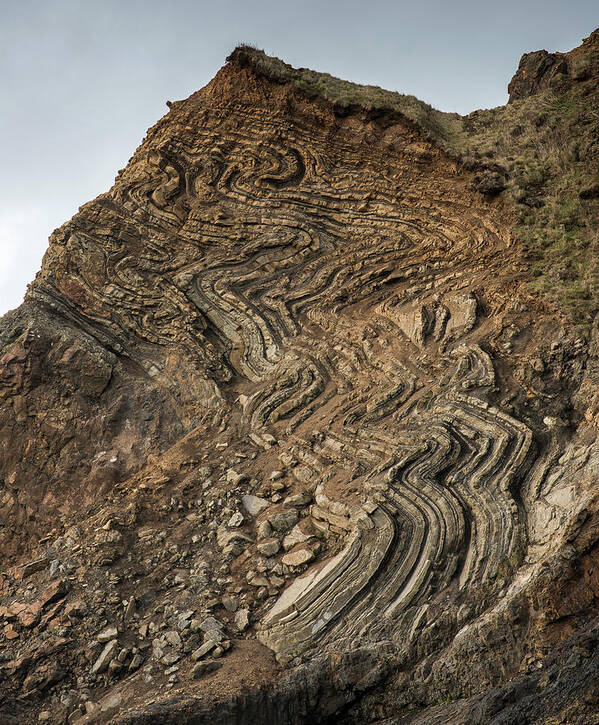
(0, 28), (598, 725)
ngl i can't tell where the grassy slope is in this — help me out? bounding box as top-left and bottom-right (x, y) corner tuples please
(229, 44), (599, 326)
(463, 85), (599, 324)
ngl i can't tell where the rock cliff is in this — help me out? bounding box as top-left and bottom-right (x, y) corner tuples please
(1, 30), (599, 724)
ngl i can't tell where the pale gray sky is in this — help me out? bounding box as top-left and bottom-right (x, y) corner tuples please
(1, 0), (597, 315)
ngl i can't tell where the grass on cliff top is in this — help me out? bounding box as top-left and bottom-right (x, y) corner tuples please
(228, 45), (463, 146)
(229, 45), (599, 327)
(460, 86), (599, 325)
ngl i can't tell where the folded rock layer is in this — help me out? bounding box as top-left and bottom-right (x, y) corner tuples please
(1, 31), (599, 725)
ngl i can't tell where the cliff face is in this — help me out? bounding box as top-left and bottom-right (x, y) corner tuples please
(508, 28), (599, 101)
(1, 32), (599, 725)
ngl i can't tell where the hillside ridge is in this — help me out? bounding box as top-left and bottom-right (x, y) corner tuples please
(0, 29), (598, 725)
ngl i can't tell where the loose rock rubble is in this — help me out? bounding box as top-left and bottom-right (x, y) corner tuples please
(1, 31), (599, 725)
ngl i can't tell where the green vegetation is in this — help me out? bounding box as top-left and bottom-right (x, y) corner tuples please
(228, 45), (463, 145)
(459, 88), (599, 325)
(229, 45), (599, 326)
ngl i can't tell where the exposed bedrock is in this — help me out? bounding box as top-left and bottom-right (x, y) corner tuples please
(1, 41), (599, 725)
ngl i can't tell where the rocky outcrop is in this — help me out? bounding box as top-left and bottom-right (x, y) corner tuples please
(508, 27), (599, 101)
(1, 30), (599, 725)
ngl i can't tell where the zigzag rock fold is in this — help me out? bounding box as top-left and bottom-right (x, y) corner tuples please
(2, 38), (599, 724)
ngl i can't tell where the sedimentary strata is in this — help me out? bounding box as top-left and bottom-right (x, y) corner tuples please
(1, 32), (599, 725)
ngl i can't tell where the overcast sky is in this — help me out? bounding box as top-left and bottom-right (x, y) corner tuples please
(1, 0), (597, 316)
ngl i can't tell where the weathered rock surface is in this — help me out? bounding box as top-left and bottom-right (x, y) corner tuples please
(0, 29), (599, 725)
(508, 27), (599, 101)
